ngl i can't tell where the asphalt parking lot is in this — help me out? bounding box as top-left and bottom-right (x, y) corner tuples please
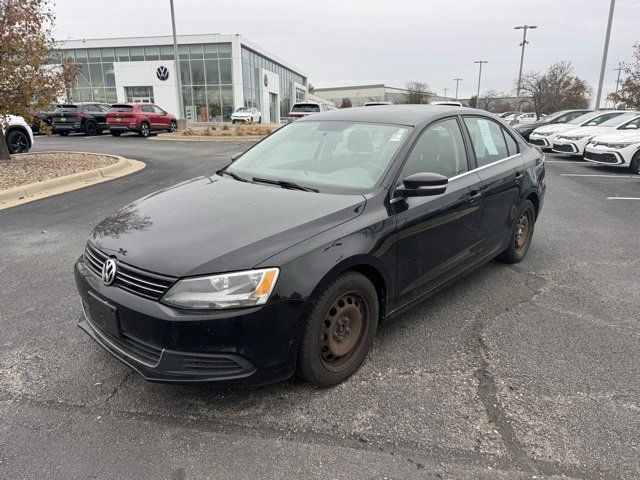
(1, 133), (639, 479)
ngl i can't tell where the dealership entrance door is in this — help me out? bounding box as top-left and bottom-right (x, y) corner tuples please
(269, 93), (278, 123)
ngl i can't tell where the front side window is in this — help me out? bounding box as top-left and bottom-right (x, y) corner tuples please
(463, 117), (509, 167)
(400, 118), (468, 180)
(227, 121), (410, 193)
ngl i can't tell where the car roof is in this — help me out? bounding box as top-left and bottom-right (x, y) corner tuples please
(296, 104), (485, 127)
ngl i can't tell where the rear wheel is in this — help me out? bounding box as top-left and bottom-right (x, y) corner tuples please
(139, 122), (150, 137)
(630, 152), (640, 175)
(85, 122), (97, 136)
(6, 129), (30, 154)
(497, 200), (535, 264)
(296, 272), (379, 387)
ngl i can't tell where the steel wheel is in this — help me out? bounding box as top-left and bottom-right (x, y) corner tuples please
(319, 291), (369, 372)
(514, 211), (531, 252)
(7, 130), (29, 153)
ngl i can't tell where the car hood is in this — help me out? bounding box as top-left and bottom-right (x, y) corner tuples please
(232, 112), (251, 116)
(90, 176), (366, 277)
(591, 130), (640, 143)
(532, 123), (576, 135)
(559, 126), (615, 137)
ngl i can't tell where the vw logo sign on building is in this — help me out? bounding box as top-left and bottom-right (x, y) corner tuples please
(102, 258), (117, 286)
(156, 66), (170, 81)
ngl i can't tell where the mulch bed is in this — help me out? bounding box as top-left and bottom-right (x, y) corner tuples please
(0, 152), (118, 190)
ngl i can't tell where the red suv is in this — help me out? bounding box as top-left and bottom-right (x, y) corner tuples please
(107, 103), (178, 137)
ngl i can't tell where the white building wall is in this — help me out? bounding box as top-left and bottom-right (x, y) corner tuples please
(231, 36), (244, 112)
(260, 69), (281, 122)
(113, 61), (179, 115)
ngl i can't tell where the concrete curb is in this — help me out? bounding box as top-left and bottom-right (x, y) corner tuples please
(150, 134), (264, 142)
(0, 152), (145, 210)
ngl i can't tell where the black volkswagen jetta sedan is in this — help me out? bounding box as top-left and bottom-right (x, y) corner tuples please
(75, 105), (545, 387)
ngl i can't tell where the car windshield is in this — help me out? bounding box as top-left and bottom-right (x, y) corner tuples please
(226, 121), (410, 194)
(292, 104), (320, 113)
(236, 107), (250, 112)
(582, 112), (625, 126)
(553, 111), (587, 123)
(600, 112), (639, 127)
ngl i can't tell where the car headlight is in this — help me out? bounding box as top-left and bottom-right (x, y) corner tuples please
(606, 142), (636, 149)
(535, 131), (554, 136)
(161, 267), (280, 310)
(560, 135), (589, 141)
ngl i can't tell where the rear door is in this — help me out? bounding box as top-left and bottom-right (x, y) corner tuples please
(139, 105), (157, 129)
(393, 117), (483, 307)
(462, 116), (524, 261)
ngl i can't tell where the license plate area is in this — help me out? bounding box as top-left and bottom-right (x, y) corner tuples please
(87, 292), (121, 338)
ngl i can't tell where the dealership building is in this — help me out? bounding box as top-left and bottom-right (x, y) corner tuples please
(54, 34), (308, 123)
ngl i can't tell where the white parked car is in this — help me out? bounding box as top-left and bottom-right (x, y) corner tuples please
(529, 110), (628, 151)
(287, 102), (336, 121)
(552, 111), (640, 156)
(584, 120), (640, 174)
(231, 107), (261, 124)
(2, 115), (34, 154)
(511, 112), (537, 126)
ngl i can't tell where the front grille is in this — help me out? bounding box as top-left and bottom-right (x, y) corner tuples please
(585, 151), (619, 164)
(529, 138), (547, 147)
(553, 143), (575, 153)
(84, 243), (176, 300)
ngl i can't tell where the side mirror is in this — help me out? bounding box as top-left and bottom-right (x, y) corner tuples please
(624, 124), (638, 129)
(397, 172), (448, 197)
(230, 152), (243, 162)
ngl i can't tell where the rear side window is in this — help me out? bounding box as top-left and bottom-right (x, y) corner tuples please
(292, 104), (320, 113)
(503, 129), (519, 156)
(110, 105), (133, 112)
(463, 117), (509, 167)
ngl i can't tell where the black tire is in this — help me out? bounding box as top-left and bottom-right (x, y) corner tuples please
(258, 116), (262, 124)
(111, 131), (122, 137)
(6, 129), (30, 154)
(59, 131), (70, 136)
(630, 152), (640, 175)
(232, 120), (236, 125)
(296, 271), (379, 387)
(85, 122), (97, 136)
(497, 199), (535, 264)
(168, 121), (178, 133)
(139, 122), (150, 137)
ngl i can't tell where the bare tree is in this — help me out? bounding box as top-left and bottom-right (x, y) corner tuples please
(519, 62), (591, 117)
(405, 81), (430, 104)
(0, 0), (80, 160)
(340, 97), (353, 108)
(608, 42), (640, 109)
(478, 90), (514, 113)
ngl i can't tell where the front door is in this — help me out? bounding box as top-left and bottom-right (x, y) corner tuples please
(394, 117), (483, 307)
(462, 116), (525, 260)
(269, 93), (278, 124)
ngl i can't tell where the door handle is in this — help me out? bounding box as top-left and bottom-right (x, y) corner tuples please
(515, 171), (523, 183)
(469, 190), (482, 203)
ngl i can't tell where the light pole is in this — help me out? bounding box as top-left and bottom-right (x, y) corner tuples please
(443, 88), (449, 100)
(595, 0), (616, 109)
(453, 78), (463, 100)
(514, 25), (537, 112)
(170, 0), (184, 120)
(474, 61), (488, 108)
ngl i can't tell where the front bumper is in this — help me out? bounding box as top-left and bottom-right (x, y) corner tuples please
(231, 117), (252, 123)
(584, 146), (629, 166)
(74, 258), (310, 385)
(552, 140), (579, 154)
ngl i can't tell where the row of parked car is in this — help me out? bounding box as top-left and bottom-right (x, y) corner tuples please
(514, 108), (640, 173)
(34, 102), (178, 138)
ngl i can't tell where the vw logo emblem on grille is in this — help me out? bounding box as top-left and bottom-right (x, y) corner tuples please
(156, 66), (170, 81)
(102, 258), (117, 286)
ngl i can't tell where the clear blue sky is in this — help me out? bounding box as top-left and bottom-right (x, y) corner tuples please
(53, 0), (639, 102)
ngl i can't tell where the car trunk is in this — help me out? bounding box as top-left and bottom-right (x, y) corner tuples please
(107, 105), (134, 125)
(51, 105), (81, 123)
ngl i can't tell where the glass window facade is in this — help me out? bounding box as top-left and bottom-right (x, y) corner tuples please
(56, 40), (305, 123)
(241, 47), (306, 120)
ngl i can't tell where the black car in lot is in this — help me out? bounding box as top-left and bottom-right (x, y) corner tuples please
(515, 109), (592, 141)
(75, 105), (545, 387)
(50, 103), (111, 136)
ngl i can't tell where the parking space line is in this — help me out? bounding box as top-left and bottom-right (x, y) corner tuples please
(606, 197), (640, 200)
(560, 174), (638, 178)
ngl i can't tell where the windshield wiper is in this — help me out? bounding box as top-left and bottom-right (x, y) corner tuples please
(219, 169), (248, 182)
(252, 177), (319, 192)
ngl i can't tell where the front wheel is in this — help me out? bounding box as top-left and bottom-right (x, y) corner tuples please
(497, 200), (535, 264)
(168, 121), (178, 133)
(630, 152), (640, 175)
(296, 271), (379, 387)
